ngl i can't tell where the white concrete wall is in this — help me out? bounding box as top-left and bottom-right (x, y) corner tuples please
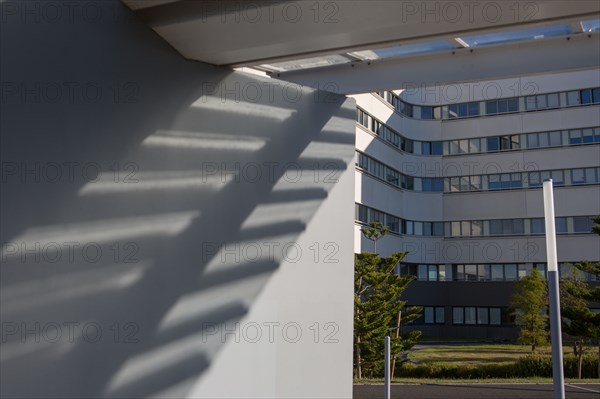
(0, 2), (355, 398)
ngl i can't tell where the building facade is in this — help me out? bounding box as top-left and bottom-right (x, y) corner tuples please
(353, 69), (600, 340)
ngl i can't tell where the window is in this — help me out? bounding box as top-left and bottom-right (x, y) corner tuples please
(491, 264), (504, 280)
(423, 306), (445, 324)
(582, 128), (594, 144)
(464, 307), (476, 325)
(555, 217), (567, 234)
(431, 142), (443, 155)
(453, 307), (464, 324)
(530, 218), (545, 234)
(477, 308), (489, 325)
(569, 129), (582, 145)
(421, 106), (433, 120)
(573, 216), (593, 233)
(490, 308), (502, 325)
(567, 91), (580, 105)
(571, 169), (585, 184)
(486, 98), (519, 115)
(447, 102), (479, 119)
(504, 264), (518, 281)
(525, 93), (561, 110)
(549, 131), (562, 146)
(487, 137), (499, 152)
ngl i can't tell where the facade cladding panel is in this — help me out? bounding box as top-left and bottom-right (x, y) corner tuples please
(353, 70), (600, 339)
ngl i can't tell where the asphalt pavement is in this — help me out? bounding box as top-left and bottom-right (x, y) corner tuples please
(353, 383), (600, 398)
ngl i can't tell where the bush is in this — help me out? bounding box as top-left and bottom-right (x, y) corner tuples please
(397, 353), (598, 379)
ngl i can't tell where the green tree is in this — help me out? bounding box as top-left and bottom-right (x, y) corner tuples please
(561, 215), (600, 378)
(511, 267), (549, 352)
(361, 221), (389, 253)
(354, 252), (421, 378)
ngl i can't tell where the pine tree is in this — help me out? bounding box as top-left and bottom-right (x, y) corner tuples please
(561, 215), (600, 378)
(511, 268), (549, 352)
(354, 252), (421, 378)
(354, 222), (421, 379)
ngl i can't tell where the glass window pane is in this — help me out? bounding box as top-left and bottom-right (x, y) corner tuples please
(527, 133), (539, 148)
(505, 264), (518, 281)
(574, 216), (592, 233)
(528, 172), (541, 187)
(477, 308), (489, 325)
(572, 169), (585, 184)
(569, 130), (582, 145)
(490, 220), (503, 235)
(478, 264), (491, 281)
(555, 217), (567, 234)
(465, 307), (476, 324)
(418, 264), (428, 280)
(486, 101), (498, 114)
(536, 94), (547, 109)
(451, 221), (461, 236)
(455, 265), (465, 281)
(513, 219), (524, 234)
(453, 307), (464, 324)
(459, 139), (469, 154)
(567, 91), (580, 105)
(531, 218), (545, 234)
(465, 264), (478, 281)
(491, 264), (504, 280)
(487, 137), (499, 152)
(435, 307), (445, 324)
(549, 131), (562, 146)
(461, 221), (471, 236)
(468, 102), (480, 116)
(507, 98), (519, 112)
(585, 168), (597, 183)
(432, 142), (443, 155)
(525, 96), (537, 110)
(490, 308), (501, 325)
(581, 89), (592, 104)
(582, 128), (594, 143)
(424, 307), (434, 323)
(547, 93), (559, 108)
(469, 138), (480, 153)
(539, 132), (550, 147)
(428, 265), (438, 281)
(552, 170), (564, 185)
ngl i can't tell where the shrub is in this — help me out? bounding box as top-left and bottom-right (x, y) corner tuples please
(396, 353), (598, 379)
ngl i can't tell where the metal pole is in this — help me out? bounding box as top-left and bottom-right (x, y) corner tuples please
(543, 179), (565, 399)
(384, 335), (390, 399)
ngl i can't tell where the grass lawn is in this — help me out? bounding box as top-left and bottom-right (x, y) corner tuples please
(350, 344), (600, 382)
(407, 344), (591, 366)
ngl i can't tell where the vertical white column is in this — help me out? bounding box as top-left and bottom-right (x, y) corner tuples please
(543, 179), (565, 399)
(384, 335), (390, 399)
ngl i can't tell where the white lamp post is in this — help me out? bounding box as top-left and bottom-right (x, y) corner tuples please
(543, 179), (565, 399)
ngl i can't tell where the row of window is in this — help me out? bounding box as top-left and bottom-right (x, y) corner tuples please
(449, 216), (595, 237)
(445, 127), (600, 155)
(447, 167), (600, 192)
(452, 307), (502, 326)
(399, 263), (598, 282)
(356, 203), (596, 237)
(379, 87), (600, 121)
(357, 150), (600, 193)
(413, 306), (506, 326)
(357, 107), (600, 158)
(357, 108), (443, 155)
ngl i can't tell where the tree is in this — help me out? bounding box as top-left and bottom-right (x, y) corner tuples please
(511, 268), (549, 352)
(561, 215), (600, 378)
(354, 252), (421, 378)
(361, 221), (389, 253)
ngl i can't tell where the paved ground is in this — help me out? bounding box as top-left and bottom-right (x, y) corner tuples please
(354, 383), (600, 398)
